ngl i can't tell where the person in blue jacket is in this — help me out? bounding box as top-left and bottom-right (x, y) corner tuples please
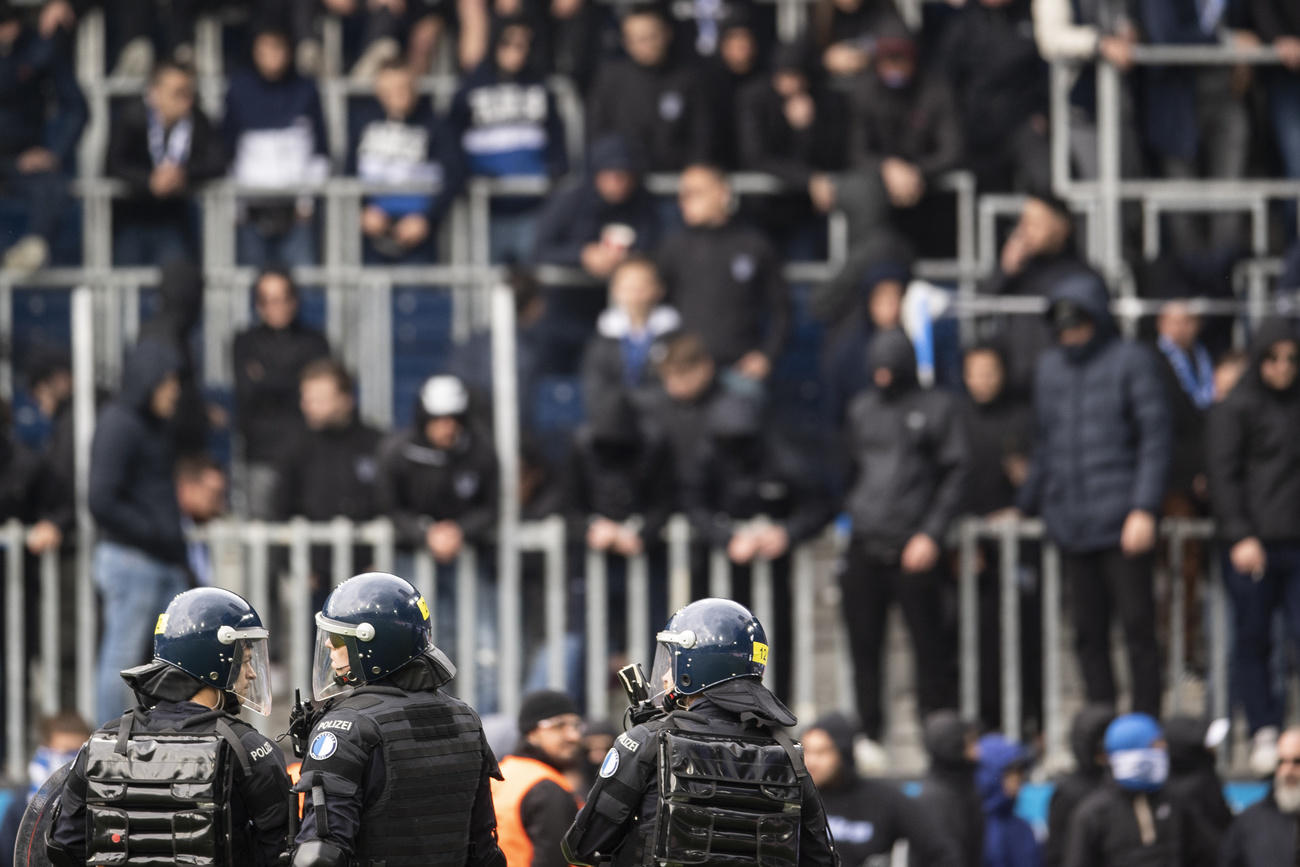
(976, 733), (1040, 867)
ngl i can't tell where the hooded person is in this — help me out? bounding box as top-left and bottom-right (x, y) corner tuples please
(912, 711), (983, 867)
(1206, 318), (1300, 774)
(1017, 270), (1171, 718)
(976, 734), (1040, 867)
(88, 338), (192, 723)
(1162, 715), (1231, 849)
(1063, 713), (1214, 867)
(1044, 704), (1114, 867)
(839, 330), (967, 742)
(802, 713), (958, 867)
(139, 259), (209, 455)
(1220, 726), (1300, 867)
(375, 375), (499, 563)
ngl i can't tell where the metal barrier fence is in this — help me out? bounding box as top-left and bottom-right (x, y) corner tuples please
(1, 513), (1232, 781)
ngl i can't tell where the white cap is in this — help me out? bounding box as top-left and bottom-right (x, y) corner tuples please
(420, 375), (469, 417)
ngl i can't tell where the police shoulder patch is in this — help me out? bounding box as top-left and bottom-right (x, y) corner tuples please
(599, 747), (620, 778)
(309, 731), (338, 761)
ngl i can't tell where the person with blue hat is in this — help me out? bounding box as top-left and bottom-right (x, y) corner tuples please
(1062, 713), (1214, 867)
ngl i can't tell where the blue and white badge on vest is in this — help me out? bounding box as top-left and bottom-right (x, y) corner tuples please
(309, 731), (338, 761)
(598, 747), (620, 778)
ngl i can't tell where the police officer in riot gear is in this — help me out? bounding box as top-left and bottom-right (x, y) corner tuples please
(562, 598), (839, 867)
(291, 571), (506, 867)
(44, 588), (290, 867)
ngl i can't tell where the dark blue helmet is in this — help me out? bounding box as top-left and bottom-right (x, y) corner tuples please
(312, 572), (434, 700)
(154, 588), (272, 715)
(651, 598), (768, 704)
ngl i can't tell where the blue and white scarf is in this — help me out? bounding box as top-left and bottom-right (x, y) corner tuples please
(1158, 334), (1214, 410)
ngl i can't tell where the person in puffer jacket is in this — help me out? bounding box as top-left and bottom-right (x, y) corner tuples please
(976, 734), (1040, 867)
(1017, 270), (1170, 718)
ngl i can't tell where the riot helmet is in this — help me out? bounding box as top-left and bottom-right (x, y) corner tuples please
(154, 588), (273, 715)
(312, 572), (433, 700)
(651, 598), (768, 708)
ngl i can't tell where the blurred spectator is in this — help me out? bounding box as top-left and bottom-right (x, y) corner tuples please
(1253, 0), (1300, 231)
(248, 0), (320, 75)
(1138, 0), (1251, 254)
(735, 40), (848, 250)
(107, 60), (226, 266)
(533, 134), (660, 290)
(87, 338), (188, 723)
(449, 15), (567, 263)
(1032, 0), (1141, 179)
(841, 329), (966, 741)
(961, 343), (1039, 733)
(1205, 318), (1300, 774)
(801, 713), (958, 867)
(324, 0), (483, 77)
(1162, 715), (1231, 851)
(224, 26), (329, 268)
(682, 389), (830, 694)
(1220, 726), (1300, 867)
(701, 8), (762, 167)
(22, 346), (75, 549)
(587, 4), (712, 172)
(939, 0), (1049, 193)
(648, 332), (739, 491)
(1017, 272), (1170, 718)
(105, 0), (206, 77)
(175, 453), (225, 587)
(657, 164), (788, 386)
(579, 255), (680, 414)
(577, 719), (616, 789)
(0, 397), (41, 524)
(913, 711), (983, 867)
(232, 268), (330, 518)
(534, 0), (609, 94)
(812, 0), (907, 80)
(565, 390), (674, 558)
(377, 375), (498, 563)
(674, 0), (764, 63)
(976, 734), (1039, 867)
(350, 59), (464, 264)
(492, 691), (582, 867)
(1063, 714), (1213, 867)
(977, 193), (1086, 395)
(1044, 705), (1113, 867)
(830, 27), (962, 249)
(139, 259), (209, 457)
(1213, 348), (1248, 401)
(0, 3), (86, 274)
(0, 710), (90, 867)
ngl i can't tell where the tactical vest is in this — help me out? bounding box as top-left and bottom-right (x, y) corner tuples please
(83, 710), (248, 867)
(344, 687), (487, 866)
(649, 719), (802, 867)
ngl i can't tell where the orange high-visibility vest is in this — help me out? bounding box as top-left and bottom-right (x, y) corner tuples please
(491, 755), (577, 867)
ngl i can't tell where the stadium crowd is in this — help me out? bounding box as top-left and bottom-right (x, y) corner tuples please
(4, 0), (1300, 861)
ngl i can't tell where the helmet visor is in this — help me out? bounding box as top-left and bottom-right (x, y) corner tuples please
(649, 640), (678, 708)
(312, 627), (358, 702)
(226, 634), (272, 716)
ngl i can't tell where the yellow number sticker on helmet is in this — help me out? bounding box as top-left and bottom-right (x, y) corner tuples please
(417, 596), (430, 621)
(154, 613), (169, 635)
(752, 642), (769, 665)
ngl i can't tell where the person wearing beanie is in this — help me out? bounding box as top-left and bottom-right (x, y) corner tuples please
(914, 711), (984, 867)
(492, 691), (583, 867)
(1063, 714), (1214, 867)
(1162, 715), (1231, 852)
(801, 713), (957, 867)
(1044, 705), (1113, 867)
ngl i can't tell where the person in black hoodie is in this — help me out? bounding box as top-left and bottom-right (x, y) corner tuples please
(376, 374), (499, 563)
(1017, 270), (1170, 719)
(914, 710), (983, 867)
(232, 268), (330, 518)
(1220, 726), (1300, 867)
(21, 346), (76, 551)
(273, 359), (383, 593)
(656, 164), (789, 383)
(107, 59), (226, 265)
(647, 332), (741, 495)
(1044, 704), (1113, 867)
(349, 58), (465, 263)
(937, 0), (1049, 193)
(586, 3), (713, 172)
(841, 329), (967, 741)
(1162, 715), (1231, 852)
(88, 337), (190, 724)
(802, 712), (958, 867)
(1206, 317), (1300, 772)
(139, 258), (210, 457)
